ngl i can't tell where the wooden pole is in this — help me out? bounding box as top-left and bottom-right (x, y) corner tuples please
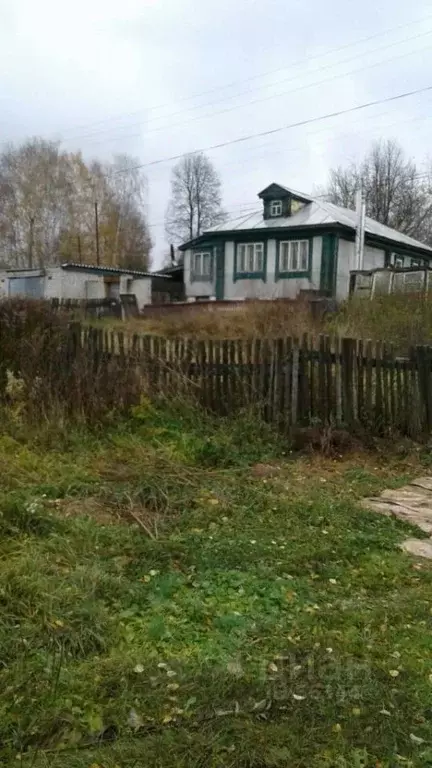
(94, 201), (100, 266)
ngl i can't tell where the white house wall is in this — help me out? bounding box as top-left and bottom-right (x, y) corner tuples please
(335, 239), (385, 300)
(184, 249), (215, 298)
(184, 236), (323, 300)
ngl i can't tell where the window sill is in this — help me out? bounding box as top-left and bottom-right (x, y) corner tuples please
(276, 270), (311, 280)
(190, 274), (213, 282)
(234, 272), (266, 281)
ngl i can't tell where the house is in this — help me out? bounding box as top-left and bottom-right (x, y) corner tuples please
(0, 263), (171, 309)
(179, 183), (432, 301)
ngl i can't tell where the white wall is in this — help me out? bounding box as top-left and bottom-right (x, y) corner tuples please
(335, 239), (385, 301)
(44, 268), (99, 299)
(363, 245), (386, 270)
(335, 239), (354, 301)
(184, 236), (323, 300)
(183, 249), (215, 298)
(0, 267), (152, 305)
(130, 277), (152, 308)
(224, 237), (323, 299)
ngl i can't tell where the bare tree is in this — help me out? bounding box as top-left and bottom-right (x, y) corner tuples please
(0, 141), (152, 269)
(165, 153), (226, 244)
(322, 139), (432, 244)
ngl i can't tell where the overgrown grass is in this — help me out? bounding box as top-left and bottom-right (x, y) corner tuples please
(100, 293), (432, 355)
(1, 402), (432, 767)
(329, 293), (432, 353)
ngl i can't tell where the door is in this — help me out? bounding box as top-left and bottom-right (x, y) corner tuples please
(320, 234), (338, 296)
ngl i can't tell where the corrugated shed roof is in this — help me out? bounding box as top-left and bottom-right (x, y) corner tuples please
(204, 196), (432, 253)
(61, 263), (171, 278)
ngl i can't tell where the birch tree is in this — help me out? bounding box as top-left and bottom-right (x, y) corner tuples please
(323, 139), (432, 243)
(165, 153), (226, 244)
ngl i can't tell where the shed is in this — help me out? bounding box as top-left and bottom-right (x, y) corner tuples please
(0, 263), (171, 310)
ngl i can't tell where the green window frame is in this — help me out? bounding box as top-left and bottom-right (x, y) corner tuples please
(191, 250), (214, 282)
(276, 237), (313, 279)
(234, 241), (267, 281)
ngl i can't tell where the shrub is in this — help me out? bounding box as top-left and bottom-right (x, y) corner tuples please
(0, 299), (141, 424)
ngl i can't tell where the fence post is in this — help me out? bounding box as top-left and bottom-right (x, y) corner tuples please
(341, 337), (355, 427)
(291, 338), (299, 427)
(416, 345), (432, 432)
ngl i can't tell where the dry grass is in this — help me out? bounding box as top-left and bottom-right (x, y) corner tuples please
(98, 294), (432, 354)
(0, 298), (141, 424)
(329, 292), (432, 353)
(99, 299), (322, 339)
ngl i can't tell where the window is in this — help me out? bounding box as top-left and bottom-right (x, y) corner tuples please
(192, 251), (212, 279)
(279, 240), (309, 273)
(393, 254), (404, 268)
(411, 258), (423, 268)
(270, 200), (282, 217)
(237, 243), (264, 274)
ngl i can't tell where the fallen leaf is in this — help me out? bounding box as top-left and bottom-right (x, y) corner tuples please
(134, 664), (144, 674)
(389, 669), (400, 678)
(162, 714), (173, 724)
(127, 709), (143, 730)
(293, 694), (306, 701)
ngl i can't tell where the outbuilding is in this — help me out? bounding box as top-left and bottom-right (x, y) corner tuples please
(0, 263), (169, 310)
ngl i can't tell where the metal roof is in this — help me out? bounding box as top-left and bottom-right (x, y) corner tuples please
(202, 195), (432, 253)
(61, 263), (171, 279)
(258, 183), (314, 203)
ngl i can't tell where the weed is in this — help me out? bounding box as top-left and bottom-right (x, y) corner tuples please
(0, 404), (431, 766)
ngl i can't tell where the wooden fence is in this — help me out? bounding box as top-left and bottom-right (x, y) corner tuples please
(76, 326), (432, 437)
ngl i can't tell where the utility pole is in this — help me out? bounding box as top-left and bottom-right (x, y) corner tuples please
(355, 188), (366, 270)
(94, 200), (100, 266)
(28, 216), (34, 269)
(91, 178), (100, 266)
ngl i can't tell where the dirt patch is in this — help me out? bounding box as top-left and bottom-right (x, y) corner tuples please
(51, 497), (122, 525)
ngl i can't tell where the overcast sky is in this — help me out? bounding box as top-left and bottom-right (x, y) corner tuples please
(1, 0), (432, 266)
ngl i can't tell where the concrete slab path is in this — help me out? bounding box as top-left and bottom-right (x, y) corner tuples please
(361, 477), (432, 559)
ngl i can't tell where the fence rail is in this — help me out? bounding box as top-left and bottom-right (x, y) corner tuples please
(73, 326), (432, 436)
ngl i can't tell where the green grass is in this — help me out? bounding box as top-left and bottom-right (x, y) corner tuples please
(1, 403), (432, 767)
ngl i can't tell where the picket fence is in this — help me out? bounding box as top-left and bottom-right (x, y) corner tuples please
(76, 325), (432, 436)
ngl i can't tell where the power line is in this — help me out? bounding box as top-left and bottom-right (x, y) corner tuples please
(32, 10), (432, 141)
(109, 84), (432, 176)
(211, 106), (432, 179)
(58, 29), (432, 146)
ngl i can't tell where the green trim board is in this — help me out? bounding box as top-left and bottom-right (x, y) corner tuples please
(275, 236), (313, 280)
(215, 242), (225, 300)
(233, 240), (267, 282)
(190, 247), (214, 283)
(179, 223), (432, 262)
(179, 223), (348, 250)
(320, 233), (339, 296)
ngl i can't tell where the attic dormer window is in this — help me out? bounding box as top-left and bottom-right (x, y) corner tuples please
(270, 200), (282, 217)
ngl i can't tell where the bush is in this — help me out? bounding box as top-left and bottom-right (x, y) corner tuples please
(0, 299), (141, 424)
